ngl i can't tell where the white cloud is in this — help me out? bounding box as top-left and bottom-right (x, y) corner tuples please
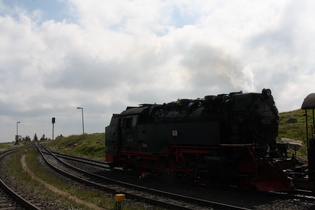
(0, 0), (315, 142)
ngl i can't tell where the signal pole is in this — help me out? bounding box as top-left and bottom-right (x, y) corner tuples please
(77, 107), (84, 140)
(52, 117), (55, 140)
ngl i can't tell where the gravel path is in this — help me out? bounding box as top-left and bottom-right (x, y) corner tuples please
(21, 154), (105, 209)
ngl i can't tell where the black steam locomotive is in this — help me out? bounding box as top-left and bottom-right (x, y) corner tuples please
(105, 89), (295, 191)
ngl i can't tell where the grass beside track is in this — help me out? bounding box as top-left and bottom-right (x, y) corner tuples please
(44, 133), (106, 161)
(3, 148), (149, 209)
(0, 142), (30, 152)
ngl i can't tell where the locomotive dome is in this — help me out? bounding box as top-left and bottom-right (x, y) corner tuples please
(302, 93), (315, 109)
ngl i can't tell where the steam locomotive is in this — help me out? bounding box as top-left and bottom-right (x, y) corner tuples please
(105, 89), (296, 191)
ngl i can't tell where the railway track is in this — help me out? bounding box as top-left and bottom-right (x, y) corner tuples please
(0, 147), (40, 210)
(36, 142), (250, 209)
(0, 183), (23, 209)
(1, 142), (314, 209)
(36, 142), (315, 209)
(43, 149), (110, 170)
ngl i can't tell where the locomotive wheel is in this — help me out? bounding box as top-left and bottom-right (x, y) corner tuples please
(122, 163), (129, 171)
(240, 177), (252, 190)
(151, 170), (160, 176)
(137, 159), (161, 176)
(149, 160), (160, 176)
(199, 172), (211, 185)
(166, 158), (188, 179)
(166, 158), (178, 178)
(167, 157), (177, 170)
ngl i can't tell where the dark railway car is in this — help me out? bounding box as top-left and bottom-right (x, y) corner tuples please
(105, 89), (296, 191)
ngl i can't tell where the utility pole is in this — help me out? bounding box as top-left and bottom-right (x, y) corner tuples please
(15, 121), (21, 144)
(77, 107), (84, 140)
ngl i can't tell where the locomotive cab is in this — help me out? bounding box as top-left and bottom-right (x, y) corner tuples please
(105, 107), (147, 163)
(105, 114), (120, 163)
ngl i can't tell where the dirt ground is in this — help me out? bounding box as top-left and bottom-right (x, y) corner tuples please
(20, 154), (104, 210)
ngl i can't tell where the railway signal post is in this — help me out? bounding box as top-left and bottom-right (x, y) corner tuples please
(52, 117), (55, 140)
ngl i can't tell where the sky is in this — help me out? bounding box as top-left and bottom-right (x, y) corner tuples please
(0, 0), (315, 142)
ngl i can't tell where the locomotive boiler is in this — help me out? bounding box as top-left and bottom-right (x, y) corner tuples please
(105, 89), (295, 191)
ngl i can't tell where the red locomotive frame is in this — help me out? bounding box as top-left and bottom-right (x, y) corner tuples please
(106, 144), (295, 191)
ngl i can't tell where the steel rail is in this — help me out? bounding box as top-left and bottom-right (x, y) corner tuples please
(41, 144), (315, 205)
(0, 147), (40, 210)
(41, 149), (109, 169)
(36, 143), (250, 210)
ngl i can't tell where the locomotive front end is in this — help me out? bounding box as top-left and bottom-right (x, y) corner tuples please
(228, 89), (278, 147)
